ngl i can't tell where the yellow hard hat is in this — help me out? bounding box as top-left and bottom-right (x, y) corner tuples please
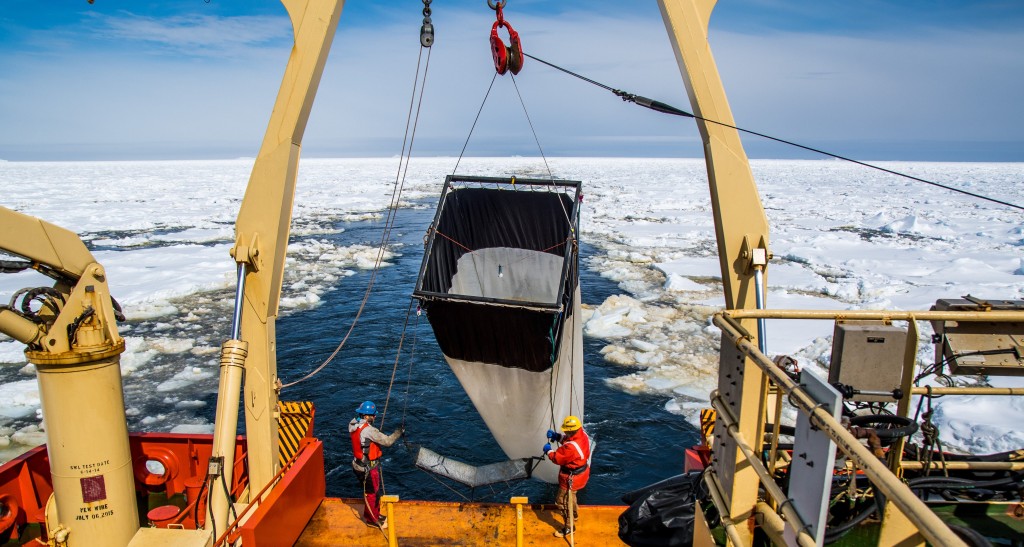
(561, 415), (582, 432)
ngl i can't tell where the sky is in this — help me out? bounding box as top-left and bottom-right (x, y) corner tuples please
(1, 1), (1024, 162)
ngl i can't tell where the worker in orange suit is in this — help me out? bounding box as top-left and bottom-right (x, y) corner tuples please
(544, 415), (591, 538)
(349, 400), (403, 529)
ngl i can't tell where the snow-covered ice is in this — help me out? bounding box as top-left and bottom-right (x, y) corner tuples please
(1, 156), (1023, 460)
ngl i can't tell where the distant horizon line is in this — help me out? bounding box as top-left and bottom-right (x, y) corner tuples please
(2, 155), (1023, 165)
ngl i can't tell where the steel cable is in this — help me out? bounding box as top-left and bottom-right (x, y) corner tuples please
(522, 51), (1024, 212)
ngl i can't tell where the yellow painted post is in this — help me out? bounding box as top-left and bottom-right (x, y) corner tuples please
(878, 500), (925, 547)
(382, 494), (399, 547)
(511, 497), (528, 547)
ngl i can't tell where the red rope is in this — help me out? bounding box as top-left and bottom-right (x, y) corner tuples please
(539, 240), (567, 253)
(432, 228), (473, 252)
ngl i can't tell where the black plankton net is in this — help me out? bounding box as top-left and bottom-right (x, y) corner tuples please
(413, 175), (583, 484)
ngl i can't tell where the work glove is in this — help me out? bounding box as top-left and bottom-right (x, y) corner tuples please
(543, 443), (552, 454)
(547, 429), (563, 443)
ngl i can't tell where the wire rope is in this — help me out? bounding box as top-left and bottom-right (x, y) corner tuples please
(380, 298), (418, 429)
(522, 51), (1024, 213)
(400, 305), (422, 432)
(283, 43), (434, 388)
(452, 72), (499, 176)
(508, 73), (579, 239)
(508, 73), (553, 182)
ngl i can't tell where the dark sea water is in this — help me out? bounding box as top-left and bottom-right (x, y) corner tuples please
(253, 204), (700, 506)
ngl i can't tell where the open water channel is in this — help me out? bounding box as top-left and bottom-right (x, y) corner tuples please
(0, 197), (701, 506)
(266, 203), (700, 506)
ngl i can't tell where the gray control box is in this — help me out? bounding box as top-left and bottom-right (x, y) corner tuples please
(828, 322), (907, 402)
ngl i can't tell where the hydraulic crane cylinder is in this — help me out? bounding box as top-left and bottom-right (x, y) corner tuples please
(28, 343), (139, 547)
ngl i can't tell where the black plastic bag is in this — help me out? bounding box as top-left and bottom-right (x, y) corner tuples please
(618, 472), (705, 547)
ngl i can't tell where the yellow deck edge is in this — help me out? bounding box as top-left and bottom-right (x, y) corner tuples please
(296, 497), (629, 546)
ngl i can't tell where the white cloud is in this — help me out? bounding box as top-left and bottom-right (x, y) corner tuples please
(89, 13), (291, 56)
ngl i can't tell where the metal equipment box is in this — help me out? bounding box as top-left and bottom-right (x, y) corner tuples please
(828, 322), (907, 402)
(931, 298), (1024, 376)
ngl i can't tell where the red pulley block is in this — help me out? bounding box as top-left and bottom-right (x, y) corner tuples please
(489, 3), (523, 75)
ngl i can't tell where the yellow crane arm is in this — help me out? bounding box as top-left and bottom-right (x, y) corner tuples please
(212, 0), (344, 516)
(0, 205), (121, 353)
(658, 0), (770, 309)
(657, 1), (770, 543)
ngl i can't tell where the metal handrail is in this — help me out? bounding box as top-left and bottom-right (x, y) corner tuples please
(713, 312), (969, 547)
(723, 308), (1023, 322)
(910, 386), (1024, 395)
(703, 469), (745, 547)
(212, 440), (312, 546)
(167, 449), (249, 528)
(710, 393), (816, 547)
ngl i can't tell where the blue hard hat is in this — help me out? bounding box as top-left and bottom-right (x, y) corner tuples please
(356, 401), (377, 416)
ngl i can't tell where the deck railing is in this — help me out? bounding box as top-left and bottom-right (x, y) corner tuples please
(709, 308), (1024, 547)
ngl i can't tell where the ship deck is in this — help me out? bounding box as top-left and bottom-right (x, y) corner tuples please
(295, 497), (629, 546)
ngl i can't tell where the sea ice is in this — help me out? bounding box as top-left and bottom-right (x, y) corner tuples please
(1, 157), (1023, 465)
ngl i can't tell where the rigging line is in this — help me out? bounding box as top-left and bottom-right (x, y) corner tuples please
(401, 303), (421, 429)
(396, 45), (435, 214)
(371, 46), (436, 378)
(418, 467), (473, 502)
(453, 72), (498, 176)
(523, 52), (615, 93)
(434, 227), (566, 272)
(380, 297), (417, 429)
(569, 269), (583, 417)
(522, 51), (1024, 213)
(695, 115), (1024, 213)
(508, 73), (580, 255)
(282, 46), (434, 388)
(376, 45), (435, 279)
(509, 75), (577, 239)
(509, 73), (580, 241)
(508, 73), (553, 182)
(548, 320), (558, 429)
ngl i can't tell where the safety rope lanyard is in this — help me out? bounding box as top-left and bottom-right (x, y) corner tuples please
(521, 50), (1024, 213)
(919, 394), (949, 478)
(282, 0), (435, 388)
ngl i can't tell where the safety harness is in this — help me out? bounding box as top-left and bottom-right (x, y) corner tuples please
(560, 435), (591, 476)
(351, 420), (383, 468)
